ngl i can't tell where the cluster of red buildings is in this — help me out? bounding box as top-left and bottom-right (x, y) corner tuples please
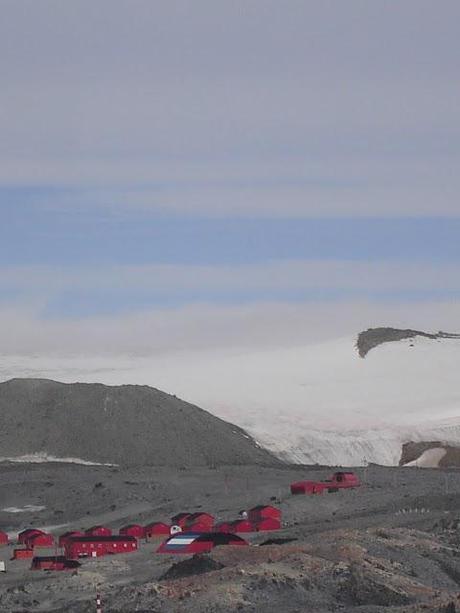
(0, 470), (364, 572)
(11, 529), (55, 560)
(3, 504), (283, 569)
(215, 505), (282, 533)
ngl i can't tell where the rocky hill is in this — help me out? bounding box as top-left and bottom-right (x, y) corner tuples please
(400, 441), (460, 468)
(356, 327), (460, 358)
(0, 378), (278, 467)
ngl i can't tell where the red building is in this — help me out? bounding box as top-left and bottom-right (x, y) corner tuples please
(157, 532), (248, 554)
(231, 519), (254, 533)
(85, 525), (112, 537)
(290, 471), (361, 495)
(184, 512), (214, 532)
(18, 529), (44, 544)
(0, 530), (8, 545)
(144, 522), (171, 538)
(214, 521), (235, 534)
(248, 506), (281, 522)
(58, 531), (84, 547)
(64, 535), (137, 559)
(119, 524), (145, 538)
(254, 517), (281, 531)
(13, 548), (34, 560)
(171, 513), (191, 528)
(26, 532), (54, 548)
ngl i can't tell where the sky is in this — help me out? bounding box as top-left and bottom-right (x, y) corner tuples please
(1, 0), (459, 358)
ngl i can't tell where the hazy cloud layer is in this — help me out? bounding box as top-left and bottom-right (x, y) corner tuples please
(2, 260), (460, 296)
(0, 1), (458, 369)
(1, 1), (459, 216)
(0, 299), (459, 357)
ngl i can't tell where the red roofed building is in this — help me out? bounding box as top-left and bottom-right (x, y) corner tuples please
(184, 512), (214, 532)
(157, 532), (248, 554)
(26, 533), (54, 548)
(0, 530), (8, 545)
(64, 535), (137, 559)
(13, 548), (34, 560)
(119, 524), (145, 538)
(254, 517), (281, 532)
(231, 519), (254, 533)
(85, 526), (112, 537)
(58, 531), (84, 547)
(18, 529), (44, 544)
(144, 522), (171, 538)
(214, 521), (235, 534)
(171, 513), (191, 528)
(248, 505), (281, 522)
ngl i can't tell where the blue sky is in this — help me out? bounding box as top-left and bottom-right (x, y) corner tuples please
(0, 1), (459, 354)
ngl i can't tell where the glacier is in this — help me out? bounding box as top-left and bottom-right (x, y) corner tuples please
(1, 333), (459, 466)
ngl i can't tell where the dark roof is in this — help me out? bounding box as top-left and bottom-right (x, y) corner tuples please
(194, 533), (246, 545)
(67, 535), (136, 543)
(32, 556), (81, 568)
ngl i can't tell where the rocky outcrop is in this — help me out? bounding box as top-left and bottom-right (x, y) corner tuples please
(0, 378), (278, 467)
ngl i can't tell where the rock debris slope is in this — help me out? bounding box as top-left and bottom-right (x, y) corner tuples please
(0, 378), (277, 467)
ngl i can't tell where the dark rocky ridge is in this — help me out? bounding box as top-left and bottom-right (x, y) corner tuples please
(356, 327), (460, 358)
(0, 378), (279, 467)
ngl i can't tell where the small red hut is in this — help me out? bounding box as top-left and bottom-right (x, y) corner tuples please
(254, 517), (281, 532)
(171, 513), (191, 528)
(58, 531), (84, 547)
(214, 521), (236, 534)
(119, 524), (145, 538)
(18, 529), (44, 544)
(0, 530), (8, 546)
(13, 548), (34, 560)
(85, 526), (112, 537)
(26, 532), (54, 548)
(231, 519), (254, 533)
(184, 512), (214, 532)
(248, 505), (281, 522)
(144, 522), (171, 538)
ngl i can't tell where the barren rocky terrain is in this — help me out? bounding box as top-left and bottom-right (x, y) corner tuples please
(2, 463), (460, 612)
(0, 379), (275, 467)
(356, 327), (460, 358)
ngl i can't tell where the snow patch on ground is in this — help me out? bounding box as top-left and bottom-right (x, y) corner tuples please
(0, 453), (117, 467)
(2, 505), (46, 513)
(404, 448), (447, 468)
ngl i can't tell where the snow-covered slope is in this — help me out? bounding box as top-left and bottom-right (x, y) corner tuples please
(1, 331), (459, 466)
